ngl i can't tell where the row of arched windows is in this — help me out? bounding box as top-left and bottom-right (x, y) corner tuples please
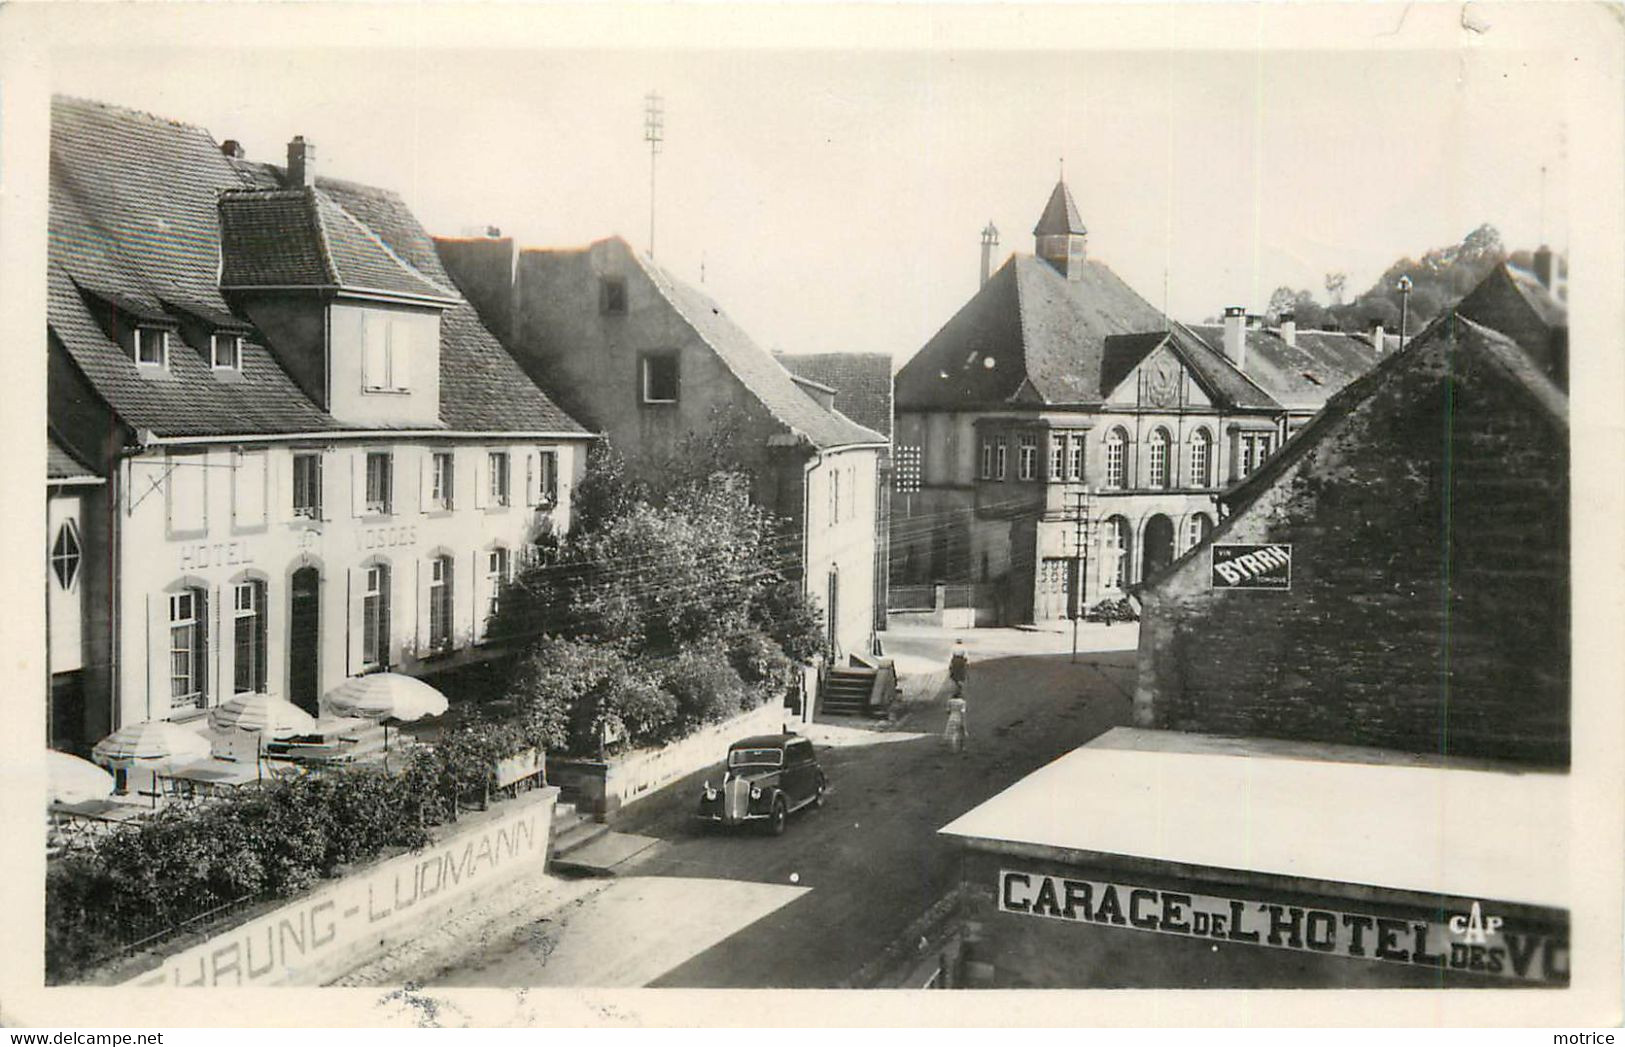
(1095, 511), (1214, 590)
(1102, 427), (1214, 491)
(161, 546), (516, 713)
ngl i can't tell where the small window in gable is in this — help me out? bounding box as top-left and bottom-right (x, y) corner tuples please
(211, 332), (242, 370)
(135, 327), (169, 368)
(51, 520), (82, 590)
(601, 277), (628, 315)
(641, 353), (679, 404)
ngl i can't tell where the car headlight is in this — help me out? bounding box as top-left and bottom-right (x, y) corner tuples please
(750, 785), (762, 800)
(703, 787), (717, 801)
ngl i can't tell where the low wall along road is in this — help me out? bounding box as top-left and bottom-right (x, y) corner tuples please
(123, 787), (558, 987)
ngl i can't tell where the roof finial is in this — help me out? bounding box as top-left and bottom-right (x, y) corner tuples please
(1059, 156), (1065, 182)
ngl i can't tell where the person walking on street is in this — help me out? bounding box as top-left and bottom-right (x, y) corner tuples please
(945, 639), (970, 753)
(948, 639), (970, 697)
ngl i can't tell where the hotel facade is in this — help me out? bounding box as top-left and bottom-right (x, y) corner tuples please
(46, 98), (593, 748)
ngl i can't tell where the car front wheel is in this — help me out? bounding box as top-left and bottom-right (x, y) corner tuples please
(768, 796), (788, 836)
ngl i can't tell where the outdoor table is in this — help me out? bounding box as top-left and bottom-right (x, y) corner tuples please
(49, 798), (149, 846)
(162, 759), (265, 800)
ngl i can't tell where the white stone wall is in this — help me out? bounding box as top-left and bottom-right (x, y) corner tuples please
(803, 445), (880, 660)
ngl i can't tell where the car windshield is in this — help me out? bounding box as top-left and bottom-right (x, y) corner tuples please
(728, 748), (783, 769)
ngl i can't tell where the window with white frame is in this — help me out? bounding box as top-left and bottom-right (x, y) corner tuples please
(1049, 433), (1066, 480)
(488, 451), (510, 507)
(431, 451), (455, 511)
(537, 449), (558, 505)
(136, 327), (169, 368)
(169, 588), (207, 710)
(1067, 433), (1085, 482)
(1105, 428), (1127, 489)
(428, 555), (454, 651)
(232, 580), (267, 695)
(979, 438), (994, 481)
(994, 437), (1007, 480)
(1148, 428), (1170, 489)
(362, 314), (412, 392)
(486, 546), (510, 624)
(51, 520), (82, 590)
(1017, 434), (1037, 481)
(362, 564), (390, 669)
(1189, 429), (1212, 488)
(211, 332), (242, 370)
(1185, 512), (1213, 552)
(365, 452), (393, 515)
(1106, 517), (1130, 589)
(1239, 433), (1274, 478)
(292, 452), (322, 519)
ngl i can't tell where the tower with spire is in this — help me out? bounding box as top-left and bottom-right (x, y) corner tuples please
(1033, 179), (1087, 280)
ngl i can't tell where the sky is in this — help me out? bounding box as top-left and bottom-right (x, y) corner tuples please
(47, 20), (1571, 364)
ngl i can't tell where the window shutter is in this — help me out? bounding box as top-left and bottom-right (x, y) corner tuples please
(274, 451), (293, 523)
(351, 451), (366, 517)
(420, 449), (434, 513)
(523, 451), (537, 507)
(389, 318), (411, 391)
(474, 451), (488, 509)
(346, 566), (365, 679)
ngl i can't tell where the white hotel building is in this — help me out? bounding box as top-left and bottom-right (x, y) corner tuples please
(46, 98), (593, 746)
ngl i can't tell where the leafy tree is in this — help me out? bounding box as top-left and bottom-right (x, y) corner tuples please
(1324, 271), (1347, 305)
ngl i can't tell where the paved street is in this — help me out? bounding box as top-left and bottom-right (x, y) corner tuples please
(392, 624), (1140, 989)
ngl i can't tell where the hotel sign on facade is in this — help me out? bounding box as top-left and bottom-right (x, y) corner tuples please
(998, 869), (1569, 986)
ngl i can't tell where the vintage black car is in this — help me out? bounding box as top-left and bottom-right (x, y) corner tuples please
(696, 733), (826, 835)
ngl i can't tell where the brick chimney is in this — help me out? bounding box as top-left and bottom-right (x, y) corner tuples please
(287, 136), (315, 188)
(220, 139), (245, 160)
(1222, 306), (1247, 370)
(1533, 245), (1555, 290)
(1279, 311), (1296, 348)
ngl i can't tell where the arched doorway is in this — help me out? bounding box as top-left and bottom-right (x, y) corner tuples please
(1142, 514), (1176, 581)
(289, 566), (320, 713)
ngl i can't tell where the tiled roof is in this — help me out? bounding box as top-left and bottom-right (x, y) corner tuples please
(218, 187), (456, 302)
(897, 254), (1277, 411)
(1455, 263), (1568, 387)
(634, 254), (886, 450)
(1187, 324), (1381, 411)
(47, 433), (101, 483)
(773, 352), (894, 437)
(1220, 308), (1567, 517)
(1032, 180), (1086, 236)
(48, 95), (587, 438)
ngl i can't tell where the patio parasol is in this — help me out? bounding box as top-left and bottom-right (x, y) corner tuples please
(91, 720), (213, 804)
(47, 750), (115, 805)
(320, 673), (450, 761)
(208, 693), (318, 739)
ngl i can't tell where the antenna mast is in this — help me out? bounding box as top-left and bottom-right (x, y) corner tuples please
(644, 91), (664, 258)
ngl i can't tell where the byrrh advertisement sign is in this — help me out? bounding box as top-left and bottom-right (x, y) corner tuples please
(1211, 543), (1292, 590)
(998, 870), (1568, 986)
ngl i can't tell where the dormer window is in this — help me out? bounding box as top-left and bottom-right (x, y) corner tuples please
(135, 327), (169, 368)
(362, 313), (412, 393)
(211, 332), (242, 370)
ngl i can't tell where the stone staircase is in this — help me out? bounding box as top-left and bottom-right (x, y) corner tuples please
(819, 665), (880, 718)
(548, 798), (609, 864)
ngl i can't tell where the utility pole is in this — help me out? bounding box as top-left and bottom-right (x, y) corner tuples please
(1070, 487), (1092, 664)
(644, 91), (664, 258)
(1396, 274), (1413, 348)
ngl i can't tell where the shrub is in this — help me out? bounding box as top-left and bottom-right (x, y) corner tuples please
(44, 717), (543, 984)
(661, 648), (751, 734)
